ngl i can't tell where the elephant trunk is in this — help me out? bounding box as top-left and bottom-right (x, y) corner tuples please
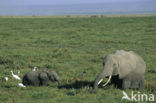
(57, 80), (61, 87)
(94, 71), (112, 89)
(94, 72), (106, 89)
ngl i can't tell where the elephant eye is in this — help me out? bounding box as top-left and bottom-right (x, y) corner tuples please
(113, 64), (116, 67)
(103, 62), (105, 66)
(113, 63), (118, 68)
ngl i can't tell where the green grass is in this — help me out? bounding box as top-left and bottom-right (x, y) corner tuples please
(0, 16), (156, 103)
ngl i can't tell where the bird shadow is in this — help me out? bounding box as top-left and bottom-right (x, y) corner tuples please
(58, 80), (94, 89)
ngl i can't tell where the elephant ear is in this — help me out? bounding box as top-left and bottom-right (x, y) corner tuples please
(39, 72), (49, 80)
(111, 55), (120, 76)
(113, 53), (136, 79)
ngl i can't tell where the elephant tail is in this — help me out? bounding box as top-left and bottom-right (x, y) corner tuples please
(22, 75), (29, 86)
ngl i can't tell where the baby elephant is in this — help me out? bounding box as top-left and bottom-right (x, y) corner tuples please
(22, 70), (60, 86)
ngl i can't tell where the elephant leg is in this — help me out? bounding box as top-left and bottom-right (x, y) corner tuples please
(28, 80), (39, 86)
(30, 78), (40, 86)
(139, 76), (144, 89)
(33, 81), (40, 86)
(122, 79), (131, 89)
(130, 81), (139, 89)
(130, 74), (144, 89)
(40, 80), (49, 86)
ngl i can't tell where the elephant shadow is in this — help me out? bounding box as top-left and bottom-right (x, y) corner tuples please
(58, 76), (123, 89)
(110, 75), (123, 89)
(59, 80), (94, 89)
(59, 75), (123, 89)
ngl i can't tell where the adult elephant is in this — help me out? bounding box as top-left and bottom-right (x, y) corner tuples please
(94, 50), (146, 90)
(22, 70), (60, 86)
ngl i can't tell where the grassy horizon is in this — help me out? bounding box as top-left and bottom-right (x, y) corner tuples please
(0, 16), (156, 103)
(0, 14), (156, 18)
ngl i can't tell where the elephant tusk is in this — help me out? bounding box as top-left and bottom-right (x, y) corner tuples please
(98, 79), (103, 85)
(103, 75), (112, 87)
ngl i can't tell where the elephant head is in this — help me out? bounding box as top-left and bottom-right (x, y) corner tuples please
(93, 52), (136, 89)
(46, 71), (61, 86)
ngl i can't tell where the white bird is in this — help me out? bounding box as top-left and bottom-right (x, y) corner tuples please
(18, 71), (20, 74)
(10, 70), (21, 80)
(32, 67), (38, 71)
(121, 91), (131, 101)
(18, 83), (26, 87)
(4, 77), (8, 81)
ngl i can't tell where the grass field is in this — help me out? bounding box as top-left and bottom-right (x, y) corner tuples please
(0, 16), (156, 103)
